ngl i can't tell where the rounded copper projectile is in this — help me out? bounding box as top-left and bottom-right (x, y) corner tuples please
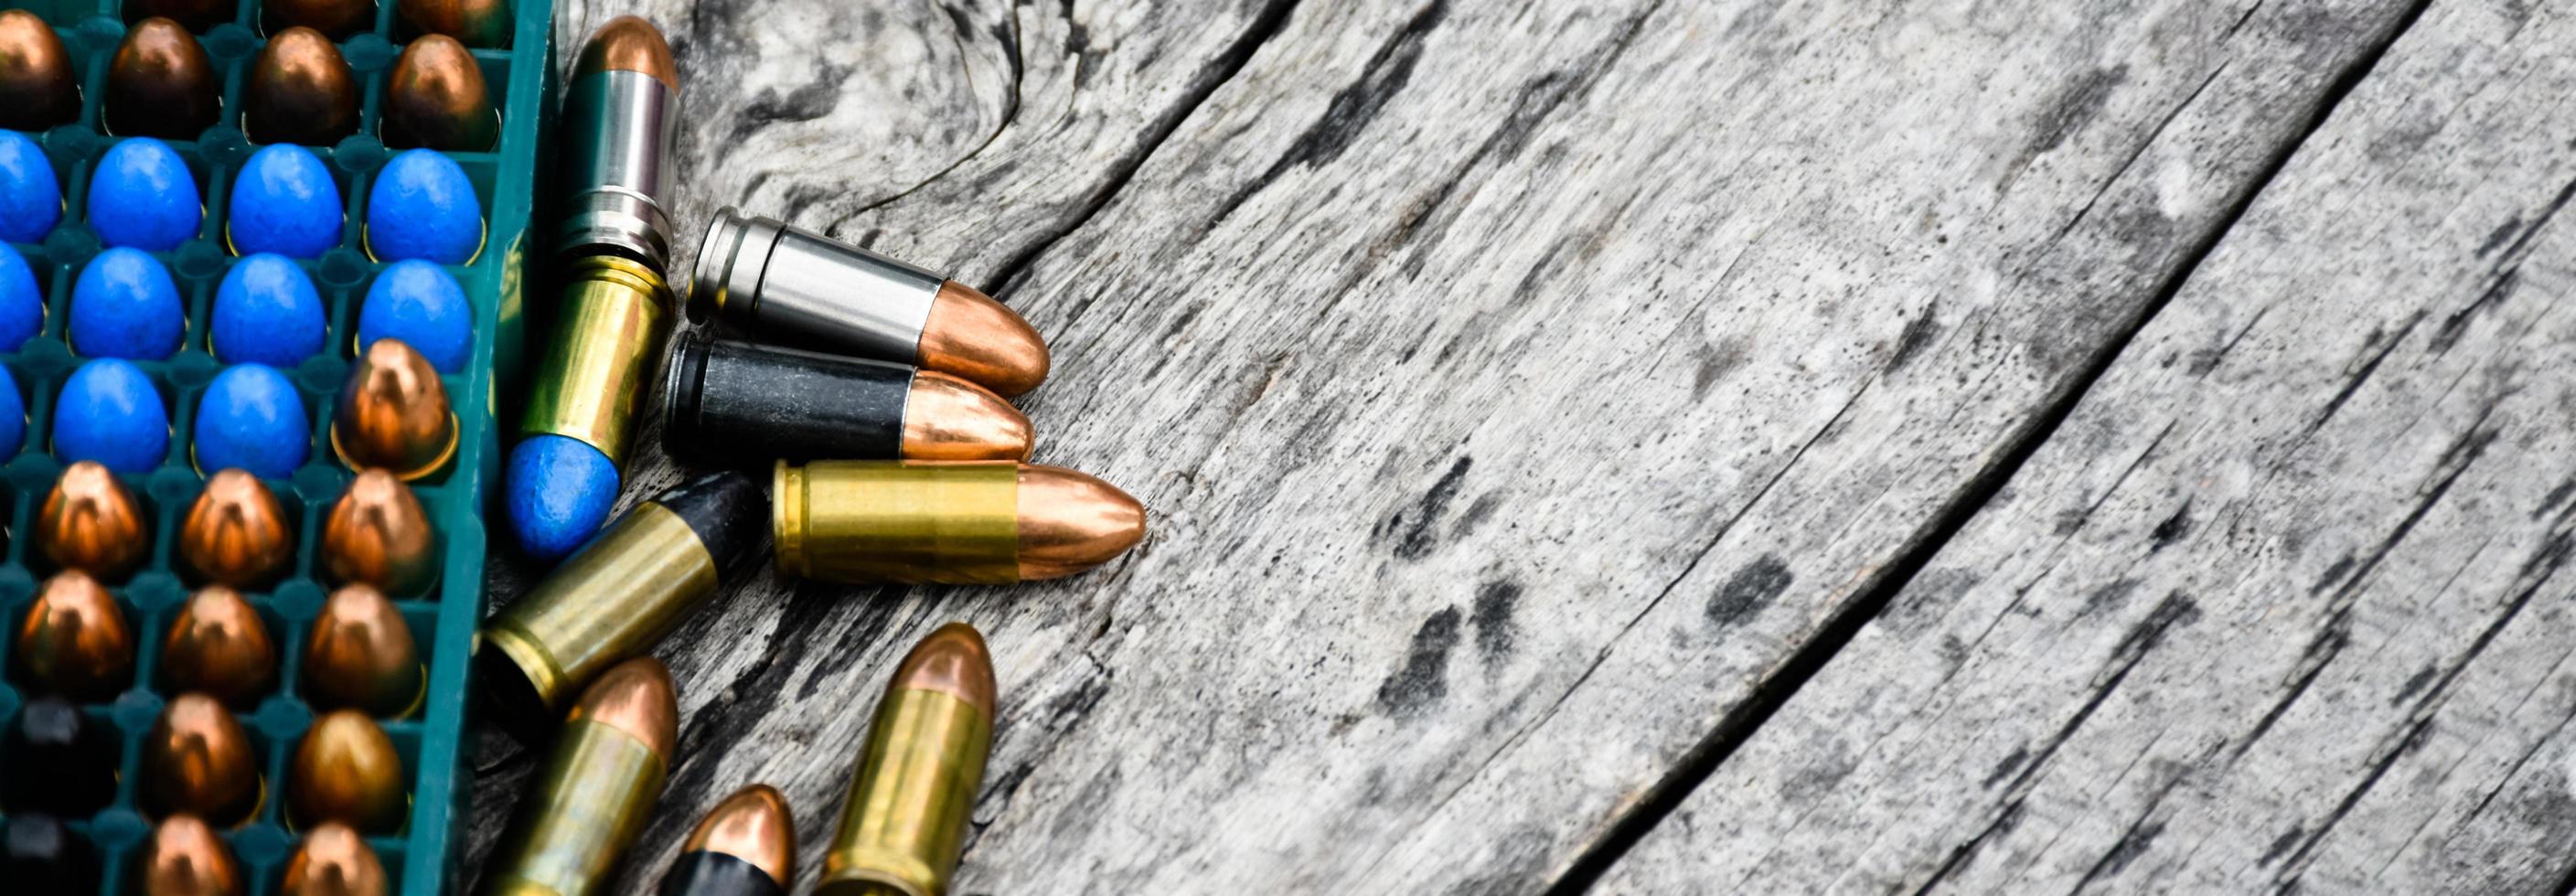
(141, 692), (263, 825)
(332, 338), (456, 480)
(1015, 464), (1146, 580)
(180, 469), (295, 589)
(894, 622), (997, 716)
(302, 583), (423, 717)
(263, 0), (372, 39)
(160, 586), (277, 708)
(0, 10), (80, 131)
(394, 0), (506, 48)
(140, 815), (245, 896)
(282, 822), (388, 896)
(319, 470), (437, 595)
(381, 34), (495, 151)
(37, 460), (149, 582)
(572, 16), (676, 91)
(569, 656), (676, 758)
(243, 27), (358, 145)
(106, 16), (219, 137)
(12, 571), (135, 701)
(918, 281), (1050, 397)
(680, 784), (795, 888)
(901, 370), (1034, 462)
(288, 709), (406, 833)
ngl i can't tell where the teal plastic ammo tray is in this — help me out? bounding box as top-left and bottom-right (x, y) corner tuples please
(0, 0), (550, 890)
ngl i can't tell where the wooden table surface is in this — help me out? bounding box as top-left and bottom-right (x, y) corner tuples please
(465, 0), (2576, 891)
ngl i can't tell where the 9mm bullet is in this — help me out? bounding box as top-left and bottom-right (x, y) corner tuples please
(383, 34), (497, 152)
(105, 16), (217, 138)
(0, 10), (80, 131)
(141, 814), (245, 896)
(12, 571), (134, 701)
(661, 784), (794, 896)
(663, 336), (1032, 466)
(480, 656), (677, 896)
(159, 585), (277, 708)
(774, 461), (1145, 584)
(243, 26), (358, 145)
(817, 624), (996, 896)
(179, 469), (296, 589)
(36, 460), (149, 581)
(283, 822), (390, 896)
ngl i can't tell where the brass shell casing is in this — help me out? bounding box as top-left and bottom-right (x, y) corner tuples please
(520, 255), (670, 465)
(480, 660), (674, 896)
(774, 461), (1019, 585)
(817, 626), (996, 896)
(476, 503), (715, 737)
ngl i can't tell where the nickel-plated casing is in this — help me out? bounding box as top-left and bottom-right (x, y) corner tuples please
(558, 69), (676, 267)
(520, 254), (669, 465)
(478, 716), (666, 896)
(690, 208), (945, 365)
(774, 461), (1020, 585)
(816, 677), (992, 895)
(662, 336), (914, 465)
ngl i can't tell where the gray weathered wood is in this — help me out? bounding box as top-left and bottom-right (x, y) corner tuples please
(456, 0), (2452, 892)
(1601, 1), (2576, 892)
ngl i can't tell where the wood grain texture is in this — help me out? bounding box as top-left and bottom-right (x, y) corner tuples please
(459, 0), (2452, 892)
(1601, 1), (2576, 892)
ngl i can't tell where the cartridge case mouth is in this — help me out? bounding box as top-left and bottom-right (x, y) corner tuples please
(521, 255), (673, 465)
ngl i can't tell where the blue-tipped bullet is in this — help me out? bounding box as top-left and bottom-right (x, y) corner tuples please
(227, 144), (344, 259)
(505, 434), (618, 562)
(0, 364), (25, 464)
(0, 243), (39, 351)
(54, 357), (169, 473)
(357, 260), (471, 373)
(87, 137), (201, 251)
(193, 364), (310, 478)
(211, 253), (327, 367)
(0, 130), (61, 244)
(69, 247), (184, 360)
(365, 149), (481, 264)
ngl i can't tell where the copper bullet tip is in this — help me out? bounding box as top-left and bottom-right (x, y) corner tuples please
(569, 656), (677, 760)
(394, 0), (507, 48)
(13, 571), (135, 701)
(142, 815), (245, 896)
(918, 281), (1050, 397)
(245, 27), (358, 145)
(283, 822), (389, 896)
(289, 709), (407, 833)
(382, 34), (496, 151)
(142, 692), (263, 825)
(181, 469), (295, 589)
(902, 370), (1034, 462)
(0, 10), (80, 130)
(37, 460), (150, 581)
(320, 469), (439, 595)
(574, 16), (676, 91)
(681, 784), (796, 887)
(893, 622), (996, 717)
(263, 0), (372, 39)
(303, 583), (424, 717)
(160, 586), (277, 708)
(107, 16), (218, 137)
(334, 337), (457, 480)
(1015, 464), (1145, 580)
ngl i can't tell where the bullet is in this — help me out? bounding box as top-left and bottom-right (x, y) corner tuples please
(160, 585), (278, 708)
(481, 657), (678, 896)
(12, 571), (134, 701)
(663, 336), (1032, 468)
(123, 0), (234, 32)
(557, 16), (677, 266)
(35, 460), (150, 581)
(774, 461), (1145, 585)
(244, 27), (358, 145)
(303, 583), (424, 717)
(693, 208), (1051, 396)
(383, 34), (497, 151)
(333, 337), (457, 480)
(479, 471), (763, 740)
(283, 823), (389, 896)
(141, 692), (263, 825)
(661, 784), (793, 896)
(320, 469), (439, 595)
(180, 469), (296, 589)
(288, 709), (406, 833)
(0, 10), (79, 131)
(106, 17), (218, 138)
(817, 624), (995, 896)
(395, 0), (507, 48)
(264, 0), (372, 39)
(140, 815), (244, 895)
(3, 697), (118, 814)
(4, 814), (102, 892)
(508, 253), (669, 560)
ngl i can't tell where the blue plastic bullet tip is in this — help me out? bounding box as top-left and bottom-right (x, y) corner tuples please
(88, 137), (202, 251)
(507, 434), (620, 562)
(366, 149), (483, 265)
(357, 259), (472, 373)
(228, 144), (345, 259)
(0, 243), (40, 352)
(0, 130), (62, 244)
(70, 246), (184, 360)
(194, 363), (311, 479)
(211, 253), (328, 367)
(54, 357), (170, 473)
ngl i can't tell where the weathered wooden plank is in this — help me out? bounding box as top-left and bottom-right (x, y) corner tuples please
(1600, 1), (2576, 892)
(462, 0), (2432, 892)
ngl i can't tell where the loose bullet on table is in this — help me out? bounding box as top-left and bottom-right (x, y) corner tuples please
(385, 34), (497, 151)
(14, 571), (134, 700)
(396, 0), (508, 48)
(775, 460), (1146, 584)
(159, 585), (278, 707)
(367, 148), (484, 264)
(87, 136), (202, 251)
(212, 253), (331, 366)
(482, 656), (677, 896)
(264, 0), (373, 39)
(283, 822), (390, 896)
(70, 245), (184, 359)
(196, 362), (314, 479)
(334, 336), (457, 479)
(664, 336), (1032, 467)
(141, 814), (243, 896)
(141, 691), (262, 825)
(321, 468), (439, 594)
(3, 814), (100, 891)
(35, 461), (149, 580)
(3, 698), (118, 814)
(289, 709), (407, 833)
(180, 468), (296, 588)
(53, 357), (173, 473)
(693, 208), (1051, 396)
(663, 784), (795, 896)
(478, 470), (763, 739)
(359, 259), (475, 373)
(106, 17), (218, 138)
(304, 583), (424, 717)
(818, 623), (997, 896)
(246, 27), (359, 145)
(229, 144), (347, 259)
(0, 10), (79, 131)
